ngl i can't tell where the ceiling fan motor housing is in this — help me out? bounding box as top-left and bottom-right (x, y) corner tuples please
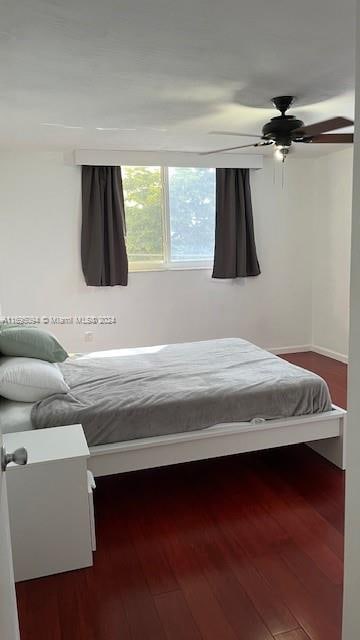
(262, 115), (305, 146)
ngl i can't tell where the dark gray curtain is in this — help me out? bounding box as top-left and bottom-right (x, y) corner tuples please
(212, 168), (260, 279)
(81, 166), (128, 286)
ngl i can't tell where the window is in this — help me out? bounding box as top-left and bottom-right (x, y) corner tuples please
(122, 166), (164, 264)
(122, 166), (215, 270)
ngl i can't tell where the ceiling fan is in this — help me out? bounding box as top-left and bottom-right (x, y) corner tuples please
(201, 96), (354, 160)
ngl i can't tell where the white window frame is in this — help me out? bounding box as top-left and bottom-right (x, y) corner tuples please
(127, 166), (214, 273)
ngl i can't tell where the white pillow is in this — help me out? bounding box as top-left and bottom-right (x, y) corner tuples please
(0, 357), (70, 402)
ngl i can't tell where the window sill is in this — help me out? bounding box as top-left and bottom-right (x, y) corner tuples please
(129, 262), (213, 274)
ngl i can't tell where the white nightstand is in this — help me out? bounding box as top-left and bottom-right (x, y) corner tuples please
(3, 425), (95, 582)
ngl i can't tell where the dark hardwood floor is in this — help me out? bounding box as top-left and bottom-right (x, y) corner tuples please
(16, 352), (346, 640)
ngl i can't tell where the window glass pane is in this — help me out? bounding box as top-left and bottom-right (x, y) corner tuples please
(122, 166), (164, 263)
(168, 167), (215, 262)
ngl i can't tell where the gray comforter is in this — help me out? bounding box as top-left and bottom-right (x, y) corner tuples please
(31, 338), (332, 446)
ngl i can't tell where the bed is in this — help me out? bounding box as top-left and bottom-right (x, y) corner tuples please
(0, 338), (346, 475)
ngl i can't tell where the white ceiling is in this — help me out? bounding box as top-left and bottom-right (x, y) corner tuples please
(0, 0), (356, 157)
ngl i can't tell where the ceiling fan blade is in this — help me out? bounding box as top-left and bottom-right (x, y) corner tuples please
(200, 143), (258, 155)
(307, 133), (354, 143)
(210, 130), (262, 138)
(200, 141), (272, 156)
(295, 116), (354, 137)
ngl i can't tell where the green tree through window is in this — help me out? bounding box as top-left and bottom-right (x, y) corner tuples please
(122, 166), (164, 263)
(122, 166), (215, 268)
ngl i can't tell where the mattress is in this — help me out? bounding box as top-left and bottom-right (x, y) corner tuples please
(31, 338), (332, 447)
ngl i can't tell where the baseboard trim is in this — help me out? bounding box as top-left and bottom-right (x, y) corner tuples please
(268, 344), (348, 364)
(311, 345), (348, 364)
(269, 345), (312, 355)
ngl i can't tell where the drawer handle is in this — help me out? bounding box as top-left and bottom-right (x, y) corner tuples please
(1, 446), (28, 471)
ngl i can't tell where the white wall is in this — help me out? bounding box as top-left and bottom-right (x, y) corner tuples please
(312, 147), (353, 360)
(0, 151), (313, 354)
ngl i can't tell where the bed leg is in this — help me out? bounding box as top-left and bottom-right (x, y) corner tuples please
(306, 414), (346, 470)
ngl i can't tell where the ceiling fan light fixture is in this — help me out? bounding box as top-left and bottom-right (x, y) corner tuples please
(275, 144), (290, 162)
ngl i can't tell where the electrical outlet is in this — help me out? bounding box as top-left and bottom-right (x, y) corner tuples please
(84, 331), (94, 343)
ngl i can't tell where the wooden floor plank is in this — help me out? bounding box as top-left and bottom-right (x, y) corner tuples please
(212, 525), (300, 636)
(239, 465), (343, 584)
(130, 479), (279, 640)
(181, 521), (275, 640)
(246, 459), (343, 559)
(16, 575), (62, 640)
(78, 550), (133, 640)
(259, 446), (345, 534)
(126, 510), (180, 596)
(178, 470), (299, 636)
(154, 590), (203, 640)
(275, 629), (311, 640)
(280, 541), (342, 629)
(254, 553), (340, 640)
(97, 511), (167, 640)
(154, 520), (241, 640)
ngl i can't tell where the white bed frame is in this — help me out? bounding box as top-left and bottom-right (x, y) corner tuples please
(88, 405), (346, 477)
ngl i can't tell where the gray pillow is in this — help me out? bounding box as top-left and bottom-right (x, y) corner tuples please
(0, 326), (68, 363)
